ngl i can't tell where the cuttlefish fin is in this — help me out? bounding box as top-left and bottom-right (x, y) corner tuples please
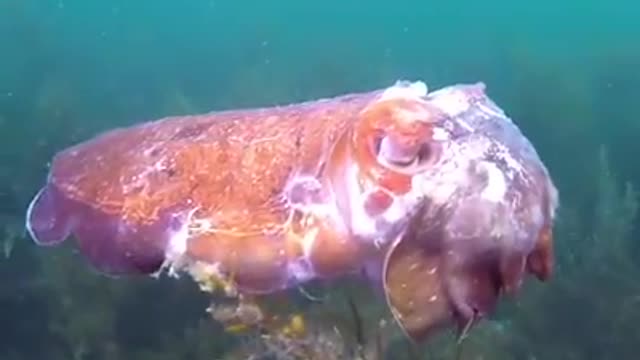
(382, 235), (453, 342)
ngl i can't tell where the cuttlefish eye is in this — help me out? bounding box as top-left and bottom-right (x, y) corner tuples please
(372, 132), (443, 173)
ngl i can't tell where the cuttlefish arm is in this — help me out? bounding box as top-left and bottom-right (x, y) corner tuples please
(380, 84), (559, 342)
(383, 222), (554, 342)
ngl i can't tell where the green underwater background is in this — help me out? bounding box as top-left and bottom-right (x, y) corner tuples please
(1, 0), (639, 359)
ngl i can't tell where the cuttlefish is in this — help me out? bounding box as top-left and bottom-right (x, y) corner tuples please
(25, 80), (558, 342)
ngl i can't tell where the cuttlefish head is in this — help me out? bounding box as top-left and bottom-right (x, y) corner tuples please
(370, 83), (558, 342)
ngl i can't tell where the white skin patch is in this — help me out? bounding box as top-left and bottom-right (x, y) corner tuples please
(287, 257), (316, 283)
(380, 80), (428, 101)
(412, 143), (469, 208)
(345, 161), (424, 248)
(479, 161), (507, 202)
(299, 225), (320, 259)
(162, 207), (204, 274)
(493, 142), (525, 181)
(477, 101), (505, 119)
(166, 221), (188, 260)
(343, 162), (379, 240)
(432, 127), (450, 141)
(427, 87), (472, 117)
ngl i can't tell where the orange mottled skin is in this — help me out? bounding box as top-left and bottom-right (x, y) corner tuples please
(48, 89), (436, 292)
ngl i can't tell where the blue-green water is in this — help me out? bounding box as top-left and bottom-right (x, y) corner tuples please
(1, 1), (639, 359)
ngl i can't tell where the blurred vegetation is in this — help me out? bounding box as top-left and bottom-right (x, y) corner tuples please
(1, 1), (640, 359)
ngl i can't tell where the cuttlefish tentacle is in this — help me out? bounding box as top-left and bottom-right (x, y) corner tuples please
(384, 216), (556, 342)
